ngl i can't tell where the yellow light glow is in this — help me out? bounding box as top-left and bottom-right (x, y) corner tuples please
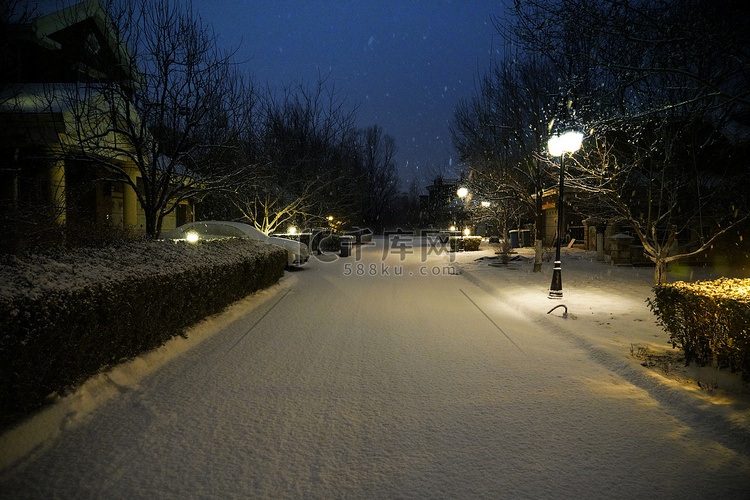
(288, 226), (297, 234)
(481, 201), (491, 208)
(449, 226), (457, 232)
(548, 130), (584, 156)
(186, 232), (199, 243)
(327, 215), (334, 221)
(463, 228), (471, 236)
(457, 187), (468, 198)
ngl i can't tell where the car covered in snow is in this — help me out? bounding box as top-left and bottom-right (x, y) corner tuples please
(161, 221), (310, 267)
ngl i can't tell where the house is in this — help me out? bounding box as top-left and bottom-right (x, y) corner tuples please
(536, 187), (586, 247)
(0, 0), (195, 241)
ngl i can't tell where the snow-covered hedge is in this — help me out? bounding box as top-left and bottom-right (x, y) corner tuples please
(448, 236), (482, 251)
(0, 239), (287, 423)
(462, 236), (482, 252)
(649, 278), (750, 380)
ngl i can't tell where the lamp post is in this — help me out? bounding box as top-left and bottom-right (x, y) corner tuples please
(547, 130), (583, 299)
(456, 187), (468, 250)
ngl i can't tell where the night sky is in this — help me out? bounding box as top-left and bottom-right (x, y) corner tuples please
(191, 0), (503, 186)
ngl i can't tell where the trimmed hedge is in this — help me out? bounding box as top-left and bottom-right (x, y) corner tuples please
(448, 236), (482, 251)
(463, 236), (482, 251)
(0, 239), (287, 425)
(648, 278), (750, 381)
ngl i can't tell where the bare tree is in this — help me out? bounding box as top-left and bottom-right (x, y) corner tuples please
(231, 79), (361, 234)
(52, 0), (248, 237)
(356, 124), (399, 231)
(564, 115), (748, 284)
(452, 52), (561, 271)
(461, 165), (527, 264)
(502, 0), (750, 283)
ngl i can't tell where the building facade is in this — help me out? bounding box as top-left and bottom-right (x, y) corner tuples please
(1, 0), (194, 240)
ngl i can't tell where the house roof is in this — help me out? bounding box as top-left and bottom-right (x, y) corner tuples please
(10, 0), (139, 85)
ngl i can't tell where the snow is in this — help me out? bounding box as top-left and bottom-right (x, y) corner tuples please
(1, 237), (749, 498)
(0, 238), (281, 300)
(0, 279), (289, 472)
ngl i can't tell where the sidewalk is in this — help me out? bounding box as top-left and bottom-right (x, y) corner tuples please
(453, 243), (750, 452)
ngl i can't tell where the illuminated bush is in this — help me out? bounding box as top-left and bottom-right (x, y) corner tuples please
(648, 278), (750, 380)
(463, 236), (482, 251)
(447, 236), (482, 251)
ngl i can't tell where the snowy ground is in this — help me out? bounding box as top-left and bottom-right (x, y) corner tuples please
(456, 244), (750, 442)
(1, 236), (749, 498)
(459, 244), (750, 403)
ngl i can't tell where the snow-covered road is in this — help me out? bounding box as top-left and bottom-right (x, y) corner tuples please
(2, 236), (749, 498)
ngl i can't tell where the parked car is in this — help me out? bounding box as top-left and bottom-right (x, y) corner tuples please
(161, 221), (310, 267)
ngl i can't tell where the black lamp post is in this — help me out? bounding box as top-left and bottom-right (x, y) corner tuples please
(548, 131), (583, 299)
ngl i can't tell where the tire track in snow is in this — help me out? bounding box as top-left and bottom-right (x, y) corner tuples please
(459, 289), (524, 353)
(227, 288), (292, 352)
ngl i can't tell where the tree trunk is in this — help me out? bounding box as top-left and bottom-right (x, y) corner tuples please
(501, 226), (511, 264)
(654, 258), (668, 285)
(144, 205), (158, 239)
(534, 239), (543, 272)
(534, 177), (544, 273)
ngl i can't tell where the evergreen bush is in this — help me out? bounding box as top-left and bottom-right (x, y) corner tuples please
(648, 278), (750, 381)
(0, 239), (287, 427)
(463, 236), (482, 251)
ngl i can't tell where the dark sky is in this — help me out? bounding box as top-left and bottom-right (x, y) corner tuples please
(191, 0), (503, 187)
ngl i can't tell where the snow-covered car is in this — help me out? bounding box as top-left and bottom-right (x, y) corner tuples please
(161, 221), (310, 267)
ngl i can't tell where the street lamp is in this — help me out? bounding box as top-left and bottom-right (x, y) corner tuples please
(451, 188), (470, 251)
(548, 130), (583, 299)
(456, 187), (469, 237)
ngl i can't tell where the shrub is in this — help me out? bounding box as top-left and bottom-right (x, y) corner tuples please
(448, 236), (462, 251)
(648, 278), (750, 380)
(463, 236), (482, 251)
(0, 239), (287, 426)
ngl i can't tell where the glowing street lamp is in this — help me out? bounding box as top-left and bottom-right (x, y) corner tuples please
(455, 187), (469, 234)
(548, 130), (583, 299)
